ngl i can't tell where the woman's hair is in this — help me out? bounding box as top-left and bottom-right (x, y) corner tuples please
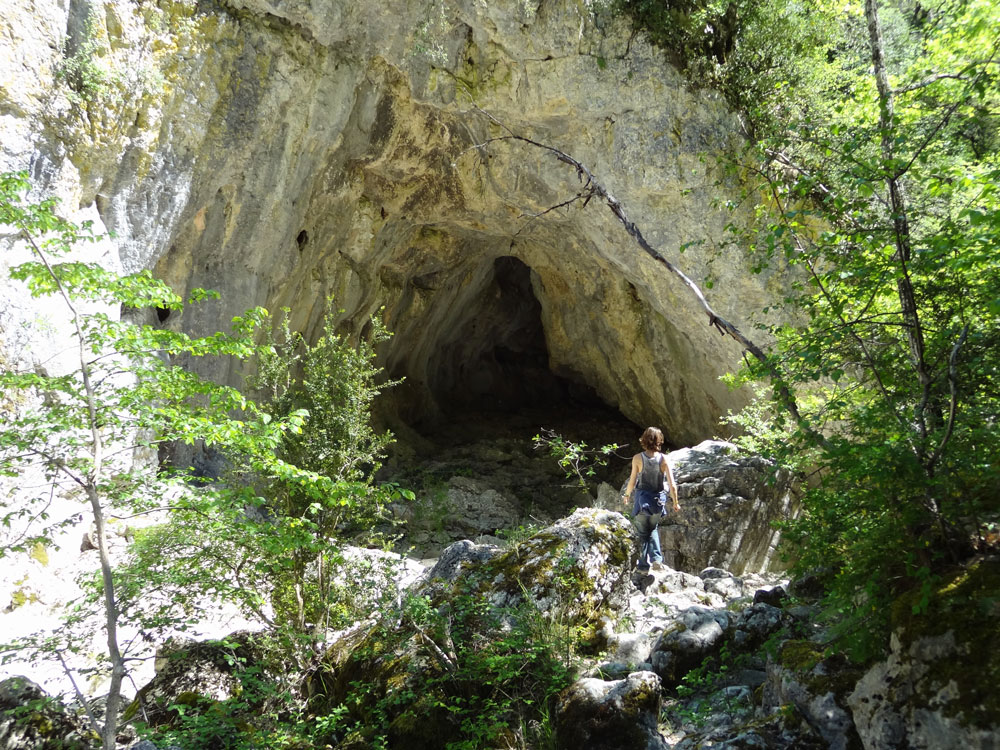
(640, 427), (664, 452)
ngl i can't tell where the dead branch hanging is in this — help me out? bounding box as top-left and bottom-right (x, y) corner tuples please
(460, 109), (826, 446)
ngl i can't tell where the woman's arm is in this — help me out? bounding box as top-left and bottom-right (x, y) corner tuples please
(623, 454), (641, 505)
(662, 456), (680, 510)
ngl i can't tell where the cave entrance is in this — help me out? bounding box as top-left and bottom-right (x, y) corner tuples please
(424, 255), (597, 417)
(386, 254), (641, 498)
(376, 248), (638, 552)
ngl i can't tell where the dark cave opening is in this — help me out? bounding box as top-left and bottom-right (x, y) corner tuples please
(378, 254), (641, 534)
(397, 254), (641, 466)
(425, 255), (610, 417)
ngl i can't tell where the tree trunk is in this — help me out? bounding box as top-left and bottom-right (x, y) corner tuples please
(89, 484), (125, 750)
(24, 230), (126, 749)
(865, 0), (935, 450)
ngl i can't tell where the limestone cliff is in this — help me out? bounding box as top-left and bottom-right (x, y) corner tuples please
(1, 0), (783, 445)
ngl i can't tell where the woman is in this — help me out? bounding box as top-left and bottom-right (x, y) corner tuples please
(623, 426), (680, 571)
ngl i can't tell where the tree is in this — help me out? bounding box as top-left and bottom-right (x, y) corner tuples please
(239, 304), (403, 635)
(713, 0), (1000, 653)
(0, 172), (346, 748)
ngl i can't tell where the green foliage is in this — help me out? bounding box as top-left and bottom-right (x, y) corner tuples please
(0, 172), (348, 746)
(107, 298), (406, 660)
(241, 303), (402, 634)
(715, 0), (1000, 658)
(249, 304), (399, 490)
(720, 382), (799, 458)
(670, 644), (754, 729)
(58, 8), (111, 102)
(0, 171), (330, 546)
(313, 585), (577, 750)
(532, 428), (624, 489)
(614, 0), (834, 138)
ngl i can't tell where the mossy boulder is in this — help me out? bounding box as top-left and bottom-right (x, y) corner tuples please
(472, 507), (634, 623)
(848, 557), (1000, 749)
(306, 508), (635, 747)
(553, 671), (665, 750)
(0, 676), (97, 749)
(125, 631), (271, 728)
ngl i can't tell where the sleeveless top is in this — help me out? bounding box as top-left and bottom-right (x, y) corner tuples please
(637, 451), (665, 491)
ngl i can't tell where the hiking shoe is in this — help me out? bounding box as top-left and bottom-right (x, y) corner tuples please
(650, 562), (666, 572)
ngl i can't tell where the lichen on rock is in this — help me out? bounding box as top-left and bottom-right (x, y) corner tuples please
(848, 558), (1000, 750)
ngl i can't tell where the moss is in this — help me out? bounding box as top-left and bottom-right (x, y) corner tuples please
(621, 680), (657, 716)
(387, 694), (454, 750)
(889, 558), (1000, 727)
(171, 690), (202, 707)
(121, 697), (140, 722)
(776, 640), (823, 672)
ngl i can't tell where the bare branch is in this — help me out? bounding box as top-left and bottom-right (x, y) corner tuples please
(107, 506), (200, 521)
(927, 324), (970, 472)
(410, 620), (457, 673)
(893, 72), (969, 93)
(893, 57), (1000, 94)
(461, 108), (828, 447)
(55, 650), (103, 738)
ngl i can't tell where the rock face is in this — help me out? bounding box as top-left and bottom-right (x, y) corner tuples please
(659, 441), (799, 574)
(554, 671), (667, 750)
(0, 0), (780, 450)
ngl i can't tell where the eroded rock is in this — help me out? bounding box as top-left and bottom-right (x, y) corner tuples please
(1, 0), (770, 455)
(554, 671), (667, 750)
(659, 441), (800, 574)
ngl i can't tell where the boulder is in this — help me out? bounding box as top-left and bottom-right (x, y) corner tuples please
(760, 641), (862, 750)
(554, 671), (667, 750)
(440, 477), (522, 536)
(0, 676), (96, 750)
(476, 508), (634, 621)
(125, 632), (266, 728)
(308, 508), (635, 747)
(649, 606), (731, 685)
(659, 441), (799, 574)
(733, 602), (788, 647)
(672, 711), (829, 750)
(847, 558), (1000, 750)
(423, 539), (502, 585)
(753, 584), (788, 607)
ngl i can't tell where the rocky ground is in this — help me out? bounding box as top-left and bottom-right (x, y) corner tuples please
(378, 404), (643, 555)
(6, 408), (991, 750)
